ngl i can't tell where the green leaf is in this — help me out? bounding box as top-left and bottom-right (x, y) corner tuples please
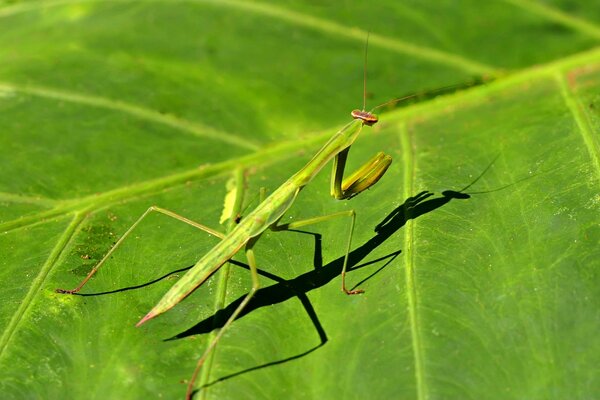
(1, 1), (599, 399)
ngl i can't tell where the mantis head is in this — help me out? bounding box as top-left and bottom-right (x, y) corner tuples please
(350, 109), (378, 126)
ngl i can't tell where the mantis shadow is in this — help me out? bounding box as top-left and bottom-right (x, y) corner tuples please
(71, 187), (471, 392)
(177, 188), (471, 391)
(180, 154), (514, 390)
(180, 188), (469, 337)
(67, 154), (531, 392)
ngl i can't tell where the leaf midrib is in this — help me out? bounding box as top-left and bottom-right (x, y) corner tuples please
(3, 45), (600, 234)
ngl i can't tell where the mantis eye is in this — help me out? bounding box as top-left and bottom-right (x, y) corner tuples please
(351, 109), (378, 126)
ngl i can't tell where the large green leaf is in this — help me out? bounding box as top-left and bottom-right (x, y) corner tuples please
(1, 1), (599, 399)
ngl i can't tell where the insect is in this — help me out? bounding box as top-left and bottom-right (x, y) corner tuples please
(57, 35), (404, 399)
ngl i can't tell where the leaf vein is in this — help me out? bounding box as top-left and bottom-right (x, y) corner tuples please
(0, 130), (330, 233)
(399, 121), (427, 400)
(504, 0), (600, 40)
(555, 72), (600, 181)
(0, 212), (87, 359)
(0, 192), (58, 207)
(0, 82), (260, 151)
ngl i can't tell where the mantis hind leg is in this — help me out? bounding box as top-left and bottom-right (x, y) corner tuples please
(271, 210), (361, 295)
(186, 210), (359, 398)
(55, 206), (225, 294)
(186, 234), (261, 400)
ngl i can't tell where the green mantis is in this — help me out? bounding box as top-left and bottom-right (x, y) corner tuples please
(56, 37), (396, 399)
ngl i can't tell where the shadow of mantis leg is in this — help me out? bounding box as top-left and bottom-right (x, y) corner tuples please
(271, 210), (361, 295)
(56, 206), (225, 294)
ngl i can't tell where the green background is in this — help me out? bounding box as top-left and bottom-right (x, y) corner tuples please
(1, 1), (599, 399)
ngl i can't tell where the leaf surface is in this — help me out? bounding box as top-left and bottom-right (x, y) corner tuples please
(1, 1), (599, 399)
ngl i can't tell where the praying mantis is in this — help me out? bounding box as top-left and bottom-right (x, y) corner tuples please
(56, 36), (403, 399)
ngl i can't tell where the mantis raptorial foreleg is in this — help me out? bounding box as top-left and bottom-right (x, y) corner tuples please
(56, 206), (225, 295)
(332, 146), (392, 200)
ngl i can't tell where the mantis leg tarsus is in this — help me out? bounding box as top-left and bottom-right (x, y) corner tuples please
(186, 235), (261, 400)
(55, 206), (225, 295)
(343, 287), (365, 295)
(342, 268), (365, 294)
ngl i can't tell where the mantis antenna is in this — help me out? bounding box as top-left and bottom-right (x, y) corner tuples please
(363, 31), (369, 112)
(351, 32), (379, 126)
